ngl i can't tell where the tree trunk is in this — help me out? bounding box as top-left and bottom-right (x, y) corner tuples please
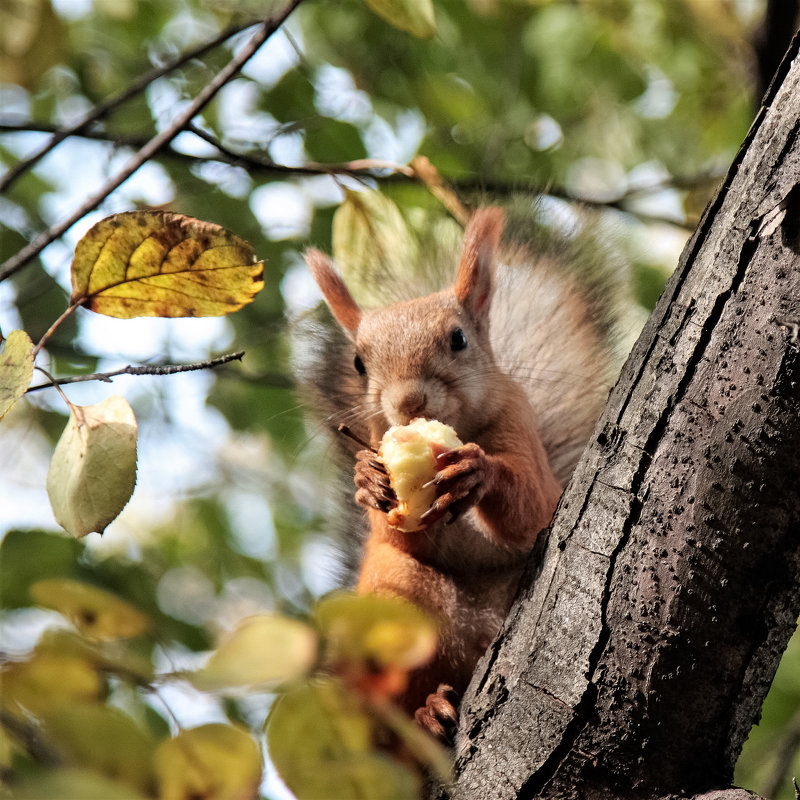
(443, 32), (800, 800)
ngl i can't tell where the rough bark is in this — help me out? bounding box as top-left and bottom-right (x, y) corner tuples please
(442, 33), (800, 800)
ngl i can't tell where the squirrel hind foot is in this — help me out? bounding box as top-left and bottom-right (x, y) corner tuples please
(414, 683), (459, 746)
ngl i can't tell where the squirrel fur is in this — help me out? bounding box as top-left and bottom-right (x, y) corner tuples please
(294, 204), (619, 738)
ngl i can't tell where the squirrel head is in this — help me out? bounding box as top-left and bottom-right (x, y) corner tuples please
(305, 207), (505, 440)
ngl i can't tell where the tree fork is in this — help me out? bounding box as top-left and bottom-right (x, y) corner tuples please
(443, 33), (800, 800)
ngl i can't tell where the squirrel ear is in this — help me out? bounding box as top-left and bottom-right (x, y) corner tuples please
(305, 249), (362, 336)
(454, 207), (504, 321)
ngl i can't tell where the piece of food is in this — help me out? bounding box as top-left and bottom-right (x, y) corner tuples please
(379, 418), (462, 532)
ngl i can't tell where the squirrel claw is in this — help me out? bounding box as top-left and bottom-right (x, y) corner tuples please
(354, 449), (397, 512)
(414, 684), (459, 745)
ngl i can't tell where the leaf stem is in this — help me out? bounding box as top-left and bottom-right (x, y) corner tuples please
(34, 366), (73, 410)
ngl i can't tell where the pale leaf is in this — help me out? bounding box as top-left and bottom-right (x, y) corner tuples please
(0, 329), (34, 420)
(190, 614), (317, 692)
(332, 189), (419, 306)
(46, 395), (138, 537)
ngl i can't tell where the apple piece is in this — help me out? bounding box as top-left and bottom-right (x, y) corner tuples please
(379, 418), (462, 532)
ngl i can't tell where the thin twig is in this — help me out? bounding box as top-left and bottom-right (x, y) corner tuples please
(0, 18), (259, 194)
(338, 423), (376, 452)
(27, 351), (246, 393)
(0, 0), (304, 283)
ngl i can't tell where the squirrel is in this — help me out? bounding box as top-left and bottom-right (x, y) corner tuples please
(295, 204), (618, 741)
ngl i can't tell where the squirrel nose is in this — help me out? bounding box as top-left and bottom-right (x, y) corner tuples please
(397, 391), (427, 420)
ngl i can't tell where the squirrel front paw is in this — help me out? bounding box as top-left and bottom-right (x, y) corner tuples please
(354, 449), (397, 513)
(414, 683), (459, 745)
(419, 442), (489, 526)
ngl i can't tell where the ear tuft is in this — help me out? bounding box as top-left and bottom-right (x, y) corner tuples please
(454, 207), (504, 320)
(305, 249), (362, 336)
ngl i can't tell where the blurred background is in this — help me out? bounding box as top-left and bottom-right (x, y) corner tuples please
(1, 0), (798, 796)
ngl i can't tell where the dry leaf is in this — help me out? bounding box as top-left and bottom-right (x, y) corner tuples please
(70, 211), (264, 318)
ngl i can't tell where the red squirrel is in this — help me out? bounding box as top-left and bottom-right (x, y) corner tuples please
(298, 206), (616, 739)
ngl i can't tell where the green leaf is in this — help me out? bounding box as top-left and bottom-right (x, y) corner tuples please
(189, 614), (318, 692)
(155, 724), (261, 800)
(41, 706), (155, 794)
(12, 769), (148, 800)
(304, 118), (367, 163)
(70, 211), (264, 318)
(46, 395), (138, 537)
(0, 530), (83, 608)
(362, 0), (436, 38)
(267, 680), (420, 800)
(1, 648), (103, 718)
(30, 578), (149, 640)
(0, 329), (34, 420)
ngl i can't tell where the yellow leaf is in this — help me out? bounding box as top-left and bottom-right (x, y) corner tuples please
(267, 680), (420, 800)
(46, 395), (138, 537)
(0, 329), (34, 420)
(70, 211), (264, 318)
(316, 593), (437, 672)
(190, 614), (318, 692)
(41, 706), (155, 794)
(362, 0), (436, 37)
(1, 650), (103, 717)
(154, 724), (261, 800)
(332, 189), (419, 306)
(30, 578), (149, 640)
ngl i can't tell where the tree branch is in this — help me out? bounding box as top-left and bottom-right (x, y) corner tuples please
(0, 0), (304, 283)
(445, 30), (800, 800)
(0, 17), (260, 194)
(0, 118), (706, 232)
(26, 351), (246, 393)
(752, 0), (800, 102)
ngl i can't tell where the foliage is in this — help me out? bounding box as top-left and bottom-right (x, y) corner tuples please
(0, 0), (798, 798)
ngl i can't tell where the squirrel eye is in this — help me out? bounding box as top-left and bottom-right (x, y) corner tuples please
(354, 354), (366, 375)
(450, 327), (468, 352)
